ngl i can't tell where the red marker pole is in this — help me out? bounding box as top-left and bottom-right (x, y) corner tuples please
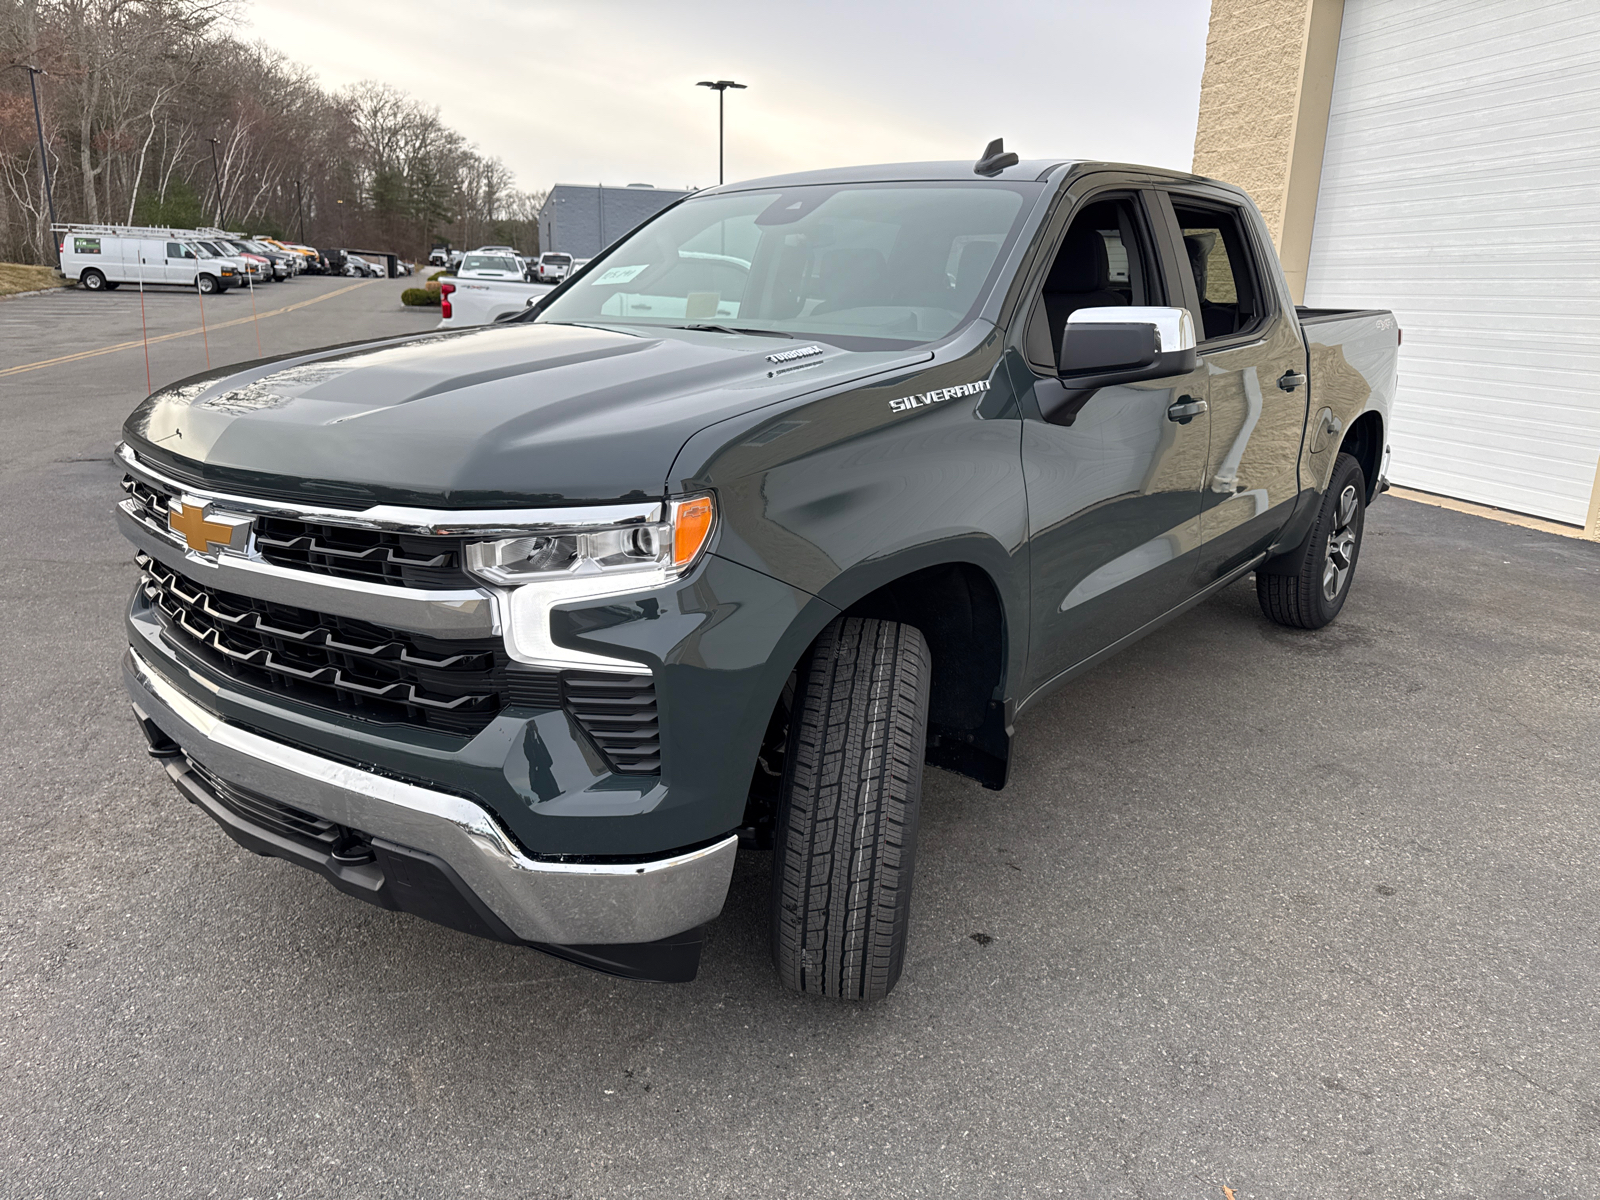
(196, 274), (211, 369)
(247, 265), (262, 356)
(136, 250), (152, 395)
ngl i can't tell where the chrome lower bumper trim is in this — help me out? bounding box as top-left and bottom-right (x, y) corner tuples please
(117, 505), (499, 639)
(125, 647), (736, 945)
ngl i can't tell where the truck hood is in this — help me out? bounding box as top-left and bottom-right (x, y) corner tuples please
(123, 322), (932, 507)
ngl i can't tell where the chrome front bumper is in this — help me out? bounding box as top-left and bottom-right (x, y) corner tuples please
(124, 647), (737, 947)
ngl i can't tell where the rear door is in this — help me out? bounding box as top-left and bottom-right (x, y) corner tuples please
(1154, 189), (1310, 585)
(131, 238), (162, 285)
(1015, 180), (1212, 699)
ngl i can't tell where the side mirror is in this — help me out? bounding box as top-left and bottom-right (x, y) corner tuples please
(1040, 306), (1198, 426)
(1058, 306), (1198, 385)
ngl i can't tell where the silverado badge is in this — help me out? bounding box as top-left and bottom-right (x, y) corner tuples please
(889, 379), (990, 413)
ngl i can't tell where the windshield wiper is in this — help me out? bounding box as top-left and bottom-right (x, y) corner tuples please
(666, 324), (794, 338)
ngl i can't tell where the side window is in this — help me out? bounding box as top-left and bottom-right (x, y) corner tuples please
(1169, 200), (1264, 341)
(1025, 195), (1162, 370)
(166, 242), (184, 259)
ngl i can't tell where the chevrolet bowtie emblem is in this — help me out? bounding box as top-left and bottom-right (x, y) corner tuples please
(168, 501), (248, 554)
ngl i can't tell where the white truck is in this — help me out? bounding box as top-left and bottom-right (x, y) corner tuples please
(55, 225), (246, 293)
(436, 275), (553, 329)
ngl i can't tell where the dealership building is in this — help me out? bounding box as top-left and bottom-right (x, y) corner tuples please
(1195, 0), (1600, 537)
(537, 183), (694, 261)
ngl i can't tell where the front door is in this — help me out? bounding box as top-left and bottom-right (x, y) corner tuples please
(1159, 191), (1310, 585)
(164, 241), (196, 286)
(1017, 189), (1211, 700)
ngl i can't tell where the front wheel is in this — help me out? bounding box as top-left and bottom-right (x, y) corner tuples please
(1257, 451), (1367, 629)
(771, 617), (931, 1002)
(196, 274), (218, 295)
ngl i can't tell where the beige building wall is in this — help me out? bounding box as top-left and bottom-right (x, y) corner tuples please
(1192, 0), (1345, 303)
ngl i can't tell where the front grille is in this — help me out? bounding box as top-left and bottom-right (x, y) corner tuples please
(188, 757), (341, 852)
(139, 553), (506, 736)
(121, 474), (474, 588)
(138, 557), (662, 769)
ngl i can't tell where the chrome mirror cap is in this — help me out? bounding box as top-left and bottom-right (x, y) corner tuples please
(1066, 305), (1196, 353)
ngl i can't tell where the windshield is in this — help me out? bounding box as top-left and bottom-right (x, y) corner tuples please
(535, 182), (1035, 348)
(541, 254), (572, 265)
(462, 255), (519, 272)
(190, 242), (223, 258)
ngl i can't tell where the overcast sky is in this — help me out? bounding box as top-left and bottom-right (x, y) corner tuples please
(243, 0), (1213, 193)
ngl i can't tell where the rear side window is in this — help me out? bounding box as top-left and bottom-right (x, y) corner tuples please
(1170, 200), (1264, 341)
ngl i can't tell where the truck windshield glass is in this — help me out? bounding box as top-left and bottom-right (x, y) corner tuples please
(535, 182), (1034, 348)
(462, 255), (519, 272)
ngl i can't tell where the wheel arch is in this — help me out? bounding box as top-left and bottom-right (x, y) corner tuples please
(797, 545), (1018, 789)
(1341, 409), (1385, 503)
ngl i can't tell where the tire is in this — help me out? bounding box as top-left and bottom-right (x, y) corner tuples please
(81, 269), (105, 291)
(103, 280), (121, 290)
(197, 274), (218, 295)
(1257, 451), (1367, 629)
(771, 617), (932, 1001)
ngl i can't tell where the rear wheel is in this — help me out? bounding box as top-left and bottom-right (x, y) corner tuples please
(103, 280), (121, 290)
(80, 269), (106, 291)
(771, 617), (931, 1002)
(1257, 451), (1367, 629)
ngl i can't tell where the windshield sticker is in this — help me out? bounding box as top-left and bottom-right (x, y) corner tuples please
(889, 380), (990, 413)
(767, 344), (824, 364)
(594, 264), (648, 284)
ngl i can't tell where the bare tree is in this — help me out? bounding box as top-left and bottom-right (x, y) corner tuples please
(0, 2), (540, 261)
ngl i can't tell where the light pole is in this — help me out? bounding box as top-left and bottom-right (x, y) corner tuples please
(294, 178), (305, 243)
(7, 65), (57, 260)
(207, 136), (224, 226)
(336, 198), (345, 244)
(695, 79), (746, 186)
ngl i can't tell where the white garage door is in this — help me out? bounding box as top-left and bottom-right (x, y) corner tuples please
(1304, 0), (1600, 527)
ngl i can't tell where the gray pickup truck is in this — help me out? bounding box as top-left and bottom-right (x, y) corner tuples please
(117, 145), (1398, 1000)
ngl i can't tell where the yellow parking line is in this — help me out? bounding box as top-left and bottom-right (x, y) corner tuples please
(0, 281), (372, 379)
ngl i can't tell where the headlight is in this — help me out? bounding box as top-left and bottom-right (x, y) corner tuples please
(464, 494), (715, 587)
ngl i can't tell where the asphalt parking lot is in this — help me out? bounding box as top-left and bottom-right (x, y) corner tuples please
(2, 278), (1598, 1198)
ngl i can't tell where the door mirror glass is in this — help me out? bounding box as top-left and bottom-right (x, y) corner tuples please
(1058, 305), (1197, 383)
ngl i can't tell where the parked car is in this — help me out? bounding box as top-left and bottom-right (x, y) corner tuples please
(534, 251), (573, 284)
(428, 247), (451, 267)
(343, 254), (382, 278)
(197, 239), (268, 285)
(56, 227), (239, 293)
(220, 239), (292, 281)
(114, 150), (1397, 1000)
(455, 253), (525, 281)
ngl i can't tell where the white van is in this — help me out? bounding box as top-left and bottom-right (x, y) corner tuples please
(55, 226), (242, 294)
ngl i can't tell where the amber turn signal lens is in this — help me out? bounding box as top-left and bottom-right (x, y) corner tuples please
(671, 496), (715, 567)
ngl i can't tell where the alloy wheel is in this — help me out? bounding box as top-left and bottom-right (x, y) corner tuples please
(1322, 484), (1359, 602)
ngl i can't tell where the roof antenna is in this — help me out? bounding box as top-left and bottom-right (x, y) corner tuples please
(974, 138), (1019, 177)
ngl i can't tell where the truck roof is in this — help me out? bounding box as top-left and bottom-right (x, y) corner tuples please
(706, 159), (1213, 192)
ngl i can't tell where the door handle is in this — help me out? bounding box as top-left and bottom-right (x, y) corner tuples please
(1278, 370), (1307, 392)
(1167, 396), (1207, 424)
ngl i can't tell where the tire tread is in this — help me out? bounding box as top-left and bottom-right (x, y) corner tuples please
(772, 617), (931, 1001)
